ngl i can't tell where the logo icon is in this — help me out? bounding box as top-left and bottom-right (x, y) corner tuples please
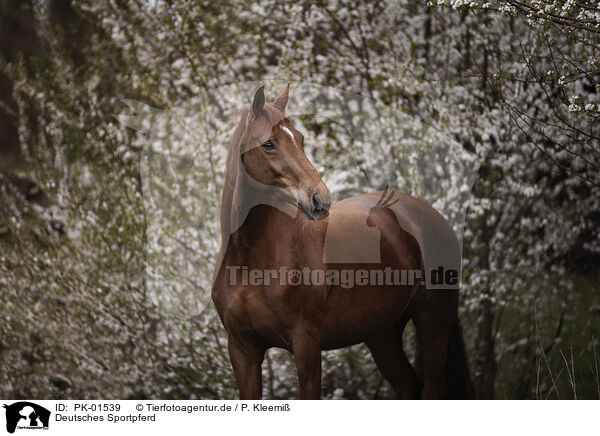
(3, 402), (50, 434)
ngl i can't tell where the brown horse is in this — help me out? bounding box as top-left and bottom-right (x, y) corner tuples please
(212, 84), (472, 399)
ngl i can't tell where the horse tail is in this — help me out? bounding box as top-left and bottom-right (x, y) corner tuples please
(446, 319), (474, 399)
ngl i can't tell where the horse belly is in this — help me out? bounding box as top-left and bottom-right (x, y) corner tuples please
(319, 284), (416, 349)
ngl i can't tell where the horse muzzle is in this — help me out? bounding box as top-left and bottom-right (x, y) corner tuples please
(298, 185), (331, 220)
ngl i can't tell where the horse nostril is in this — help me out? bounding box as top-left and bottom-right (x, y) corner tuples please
(312, 192), (322, 210)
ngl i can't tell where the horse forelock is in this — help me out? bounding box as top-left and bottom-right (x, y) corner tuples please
(262, 103), (288, 126)
(228, 102), (290, 146)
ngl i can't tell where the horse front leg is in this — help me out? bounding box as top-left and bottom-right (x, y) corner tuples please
(228, 335), (265, 399)
(292, 327), (322, 399)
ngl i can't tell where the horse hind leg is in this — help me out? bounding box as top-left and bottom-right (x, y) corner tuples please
(412, 290), (458, 399)
(365, 317), (420, 399)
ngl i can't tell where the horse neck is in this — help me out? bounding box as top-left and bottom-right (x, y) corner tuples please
(221, 179), (293, 248)
(236, 202), (282, 245)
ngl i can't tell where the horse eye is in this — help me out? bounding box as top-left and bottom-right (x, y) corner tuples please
(262, 140), (276, 151)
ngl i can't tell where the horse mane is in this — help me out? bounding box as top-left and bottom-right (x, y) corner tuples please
(217, 102), (292, 271)
(220, 107), (250, 245)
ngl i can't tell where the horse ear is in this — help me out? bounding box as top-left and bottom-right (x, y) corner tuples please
(273, 82), (289, 112)
(252, 86), (265, 117)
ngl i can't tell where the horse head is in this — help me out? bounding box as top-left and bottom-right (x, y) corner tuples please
(236, 84), (331, 221)
(221, 84), (331, 246)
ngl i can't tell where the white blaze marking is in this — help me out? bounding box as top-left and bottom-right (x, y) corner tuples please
(281, 126), (297, 146)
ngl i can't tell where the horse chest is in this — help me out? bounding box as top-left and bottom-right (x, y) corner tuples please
(218, 283), (298, 346)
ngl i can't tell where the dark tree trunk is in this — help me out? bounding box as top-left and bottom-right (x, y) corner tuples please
(472, 207), (497, 399)
(474, 295), (496, 398)
(48, 0), (86, 67)
(0, 0), (37, 172)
